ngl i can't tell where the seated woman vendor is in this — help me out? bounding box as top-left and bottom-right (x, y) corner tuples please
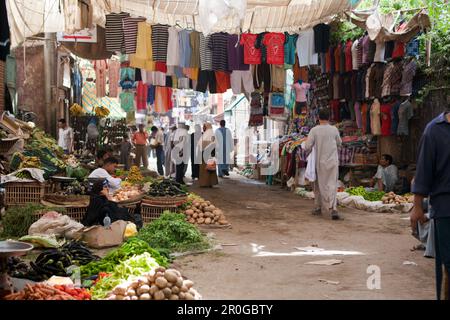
(82, 181), (133, 227)
(372, 154), (398, 192)
(88, 157), (122, 193)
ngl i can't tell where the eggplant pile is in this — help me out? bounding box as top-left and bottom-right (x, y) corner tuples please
(7, 257), (45, 282)
(146, 179), (188, 197)
(30, 241), (100, 278)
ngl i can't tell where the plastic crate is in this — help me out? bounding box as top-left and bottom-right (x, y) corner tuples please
(4, 181), (46, 206)
(141, 204), (179, 224)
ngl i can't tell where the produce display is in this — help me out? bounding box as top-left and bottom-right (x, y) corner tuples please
(94, 106), (110, 118)
(19, 234), (60, 248)
(4, 283), (76, 300)
(111, 185), (142, 202)
(90, 252), (160, 300)
(125, 166), (144, 184)
(28, 128), (64, 158)
(66, 165), (89, 181)
(183, 195), (229, 226)
(346, 187), (385, 202)
(136, 212), (210, 253)
(30, 241), (99, 278)
(7, 257), (45, 282)
(18, 155), (41, 169)
(53, 180), (89, 196)
(70, 103), (85, 116)
(107, 267), (201, 300)
(14, 170), (33, 180)
(145, 179), (188, 197)
(382, 192), (414, 204)
(80, 238), (169, 278)
(53, 285), (92, 300)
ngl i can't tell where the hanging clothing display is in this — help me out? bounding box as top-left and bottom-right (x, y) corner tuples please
(178, 30), (192, 68)
(135, 81), (148, 111)
(199, 34), (213, 70)
(189, 31), (201, 68)
(297, 28), (318, 67)
(263, 33), (285, 65)
(240, 33), (262, 65)
(123, 16), (146, 54)
(228, 34), (248, 71)
(230, 70), (254, 95)
(167, 27), (181, 66)
(284, 33), (298, 66)
(313, 23), (331, 54)
(130, 22), (154, 70)
(209, 32), (229, 72)
(105, 12), (130, 53)
(108, 59), (120, 97)
(370, 99), (381, 136)
(151, 24), (170, 63)
(93, 60), (107, 97)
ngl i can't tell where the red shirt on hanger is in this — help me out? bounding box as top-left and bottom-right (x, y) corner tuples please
(381, 103), (393, 136)
(240, 33), (262, 65)
(345, 40), (353, 72)
(263, 32), (285, 65)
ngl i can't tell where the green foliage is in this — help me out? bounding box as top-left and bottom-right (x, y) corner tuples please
(136, 212), (211, 253)
(0, 204), (66, 238)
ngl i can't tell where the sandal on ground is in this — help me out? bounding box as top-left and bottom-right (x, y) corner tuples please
(311, 208), (322, 215)
(331, 211), (343, 220)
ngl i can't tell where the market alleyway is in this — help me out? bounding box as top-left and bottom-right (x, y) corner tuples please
(175, 173), (435, 299)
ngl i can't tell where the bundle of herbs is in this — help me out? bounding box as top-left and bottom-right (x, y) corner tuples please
(0, 204), (65, 239)
(136, 212), (211, 253)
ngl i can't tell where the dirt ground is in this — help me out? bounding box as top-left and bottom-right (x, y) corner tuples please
(174, 173), (435, 300)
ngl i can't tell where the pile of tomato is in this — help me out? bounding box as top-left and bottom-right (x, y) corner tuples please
(53, 285), (92, 300)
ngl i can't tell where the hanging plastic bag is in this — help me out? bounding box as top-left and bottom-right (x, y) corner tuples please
(198, 0), (247, 35)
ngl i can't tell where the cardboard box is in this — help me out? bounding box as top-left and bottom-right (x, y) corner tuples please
(82, 220), (127, 249)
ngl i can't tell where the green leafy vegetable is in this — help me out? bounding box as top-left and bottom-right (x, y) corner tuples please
(346, 187), (385, 202)
(136, 212), (211, 253)
(80, 238), (168, 278)
(90, 252), (159, 300)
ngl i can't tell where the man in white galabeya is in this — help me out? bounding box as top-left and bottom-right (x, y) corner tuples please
(305, 107), (342, 220)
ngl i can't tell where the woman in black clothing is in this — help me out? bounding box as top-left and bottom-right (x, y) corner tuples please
(190, 124), (202, 180)
(82, 181), (134, 227)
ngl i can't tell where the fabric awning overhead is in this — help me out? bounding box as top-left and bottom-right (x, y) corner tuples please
(7, 0), (362, 48)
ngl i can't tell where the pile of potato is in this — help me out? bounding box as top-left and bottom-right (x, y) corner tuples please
(108, 267), (201, 300)
(184, 198), (229, 226)
(382, 192), (414, 205)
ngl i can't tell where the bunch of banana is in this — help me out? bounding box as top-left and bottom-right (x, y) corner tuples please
(15, 171), (33, 180)
(94, 106), (110, 118)
(126, 166), (144, 184)
(70, 103), (85, 116)
(18, 155), (41, 169)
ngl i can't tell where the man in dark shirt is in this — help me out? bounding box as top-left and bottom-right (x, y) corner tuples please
(411, 111), (450, 300)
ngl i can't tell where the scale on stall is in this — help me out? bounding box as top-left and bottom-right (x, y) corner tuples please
(49, 176), (77, 193)
(0, 241), (34, 297)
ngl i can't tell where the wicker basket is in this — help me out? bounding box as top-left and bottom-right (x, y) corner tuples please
(118, 201), (140, 215)
(142, 195), (187, 207)
(4, 181), (46, 206)
(44, 193), (90, 205)
(141, 204), (179, 224)
(0, 138), (19, 154)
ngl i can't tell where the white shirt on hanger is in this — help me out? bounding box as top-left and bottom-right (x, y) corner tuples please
(297, 28), (318, 67)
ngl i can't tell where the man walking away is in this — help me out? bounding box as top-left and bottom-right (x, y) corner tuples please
(150, 126), (165, 176)
(305, 108), (342, 220)
(172, 123), (189, 185)
(191, 124), (202, 180)
(58, 118), (74, 154)
(215, 120), (233, 178)
(164, 125), (177, 178)
(411, 110), (450, 300)
(132, 124), (149, 169)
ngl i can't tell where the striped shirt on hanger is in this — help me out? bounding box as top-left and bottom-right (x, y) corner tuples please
(209, 32), (229, 72)
(122, 16), (146, 54)
(151, 24), (170, 63)
(199, 34), (213, 71)
(105, 12), (130, 53)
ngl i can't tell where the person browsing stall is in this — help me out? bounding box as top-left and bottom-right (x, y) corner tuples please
(133, 124), (149, 169)
(373, 154), (398, 192)
(57, 118), (74, 154)
(88, 157), (122, 193)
